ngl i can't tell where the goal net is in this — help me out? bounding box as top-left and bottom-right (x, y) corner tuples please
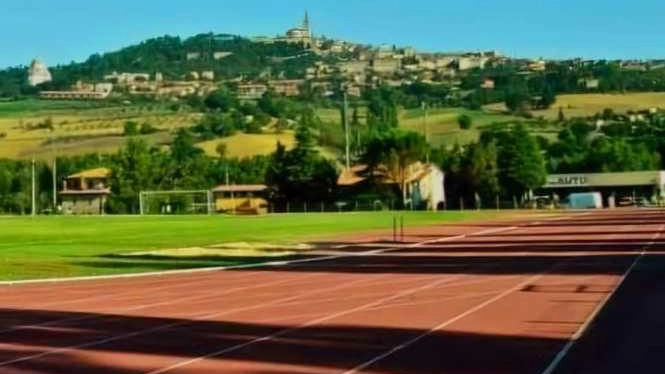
(139, 190), (212, 215)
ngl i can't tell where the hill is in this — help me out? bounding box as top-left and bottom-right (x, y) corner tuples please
(0, 34), (325, 98)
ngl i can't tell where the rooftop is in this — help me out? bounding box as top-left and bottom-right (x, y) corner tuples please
(212, 184), (268, 193)
(67, 168), (112, 180)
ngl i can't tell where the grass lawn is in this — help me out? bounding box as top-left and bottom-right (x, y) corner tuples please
(0, 211), (521, 281)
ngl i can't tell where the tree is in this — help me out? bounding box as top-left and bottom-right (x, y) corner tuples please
(482, 124), (547, 199)
(123, 121), (139, 136)
(458, 114), (473, 130)
(497, 125), (547, 198)
(465, 141), (499, 200)
(109, 139), (159, 213)
(365, 87), (399, 129)
(362, 130), (428, 206)
(204, 89), (236, 112)
(505, 89), (531, 113)
(215, 143), (228, 158)
(265, 125), (337, 203)
(539, 84), (556, 109)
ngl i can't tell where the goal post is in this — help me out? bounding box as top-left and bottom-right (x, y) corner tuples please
(139, 190), (213, 215)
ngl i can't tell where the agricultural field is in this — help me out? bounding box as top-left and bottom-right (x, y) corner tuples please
(0, 211), (517, 281)
(0, 99), (202, 159)
(317, 106), (560, 147)
(400, 107), (524, 146)
(197, 131), (296, 158)
(486, 92), (665, 120)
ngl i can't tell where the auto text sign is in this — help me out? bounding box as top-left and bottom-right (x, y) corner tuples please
(546, 175), (589, 187)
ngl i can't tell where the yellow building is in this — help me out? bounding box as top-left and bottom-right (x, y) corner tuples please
(212, 185), (269, 215)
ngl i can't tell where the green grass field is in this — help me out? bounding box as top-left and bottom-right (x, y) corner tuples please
(400, 108), (522, 146)
(0, 211), (520, 281)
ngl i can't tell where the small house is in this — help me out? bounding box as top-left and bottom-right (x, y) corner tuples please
(59, 168), (112, 215)
(338, 162), (446, 211)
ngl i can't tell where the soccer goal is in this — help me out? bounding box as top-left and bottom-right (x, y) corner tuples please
(139, 190), (213, 215)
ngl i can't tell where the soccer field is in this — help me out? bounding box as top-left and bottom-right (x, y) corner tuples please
(0, 211), (518, 281)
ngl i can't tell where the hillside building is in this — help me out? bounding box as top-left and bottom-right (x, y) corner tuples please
(237, 83), (268, 101)
(268, 80), (303, 97)
(40, 82), (113, 100)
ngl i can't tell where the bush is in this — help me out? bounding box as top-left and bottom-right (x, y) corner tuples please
(139, 122), (158, 135)
(123, 121), (139, 136)
(458, 114), (473, 130)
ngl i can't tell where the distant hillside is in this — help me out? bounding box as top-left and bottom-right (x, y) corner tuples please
(0, 33), (324, 97)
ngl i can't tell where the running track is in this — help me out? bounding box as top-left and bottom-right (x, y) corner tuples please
(0, 209), (664, 373)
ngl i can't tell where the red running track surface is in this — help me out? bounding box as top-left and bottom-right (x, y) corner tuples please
(0, 209), (664, 374)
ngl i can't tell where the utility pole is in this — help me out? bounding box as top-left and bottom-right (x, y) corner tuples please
(52, 157), (57, 210)
(31, 159), (36, 216)
(343, 91), (351, 170)
(422, 101), (430, 163)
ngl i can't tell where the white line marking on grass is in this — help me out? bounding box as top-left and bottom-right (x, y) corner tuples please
(539, 224), (665, 374)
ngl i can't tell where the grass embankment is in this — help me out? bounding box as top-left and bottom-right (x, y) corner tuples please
(0, 211), (517, 281)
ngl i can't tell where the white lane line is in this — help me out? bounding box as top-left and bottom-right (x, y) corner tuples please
(539, 223), (665, 374)
(0, 273), (319, 334)
(0, 270), (264, 310)
(144, 274), (467, 374)
(0, 272), (401, 367)
(0, 224), (520, 337)
(0, 213), (575, 368)
(341, 263), (578, 374)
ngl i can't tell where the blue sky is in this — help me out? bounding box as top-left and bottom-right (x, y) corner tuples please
(2, 0), (665, 68)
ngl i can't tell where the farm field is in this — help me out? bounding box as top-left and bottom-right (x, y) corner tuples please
(317, 106), (558, 146)
(0, 211), (519, 281)
(400, 107), (524, 146)
(197, 131), (296, 158)
(0, 99), (201, 159)
(486, 92), (665, 120)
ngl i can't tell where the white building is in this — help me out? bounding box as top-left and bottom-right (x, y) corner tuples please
(28, 59), (52, 86)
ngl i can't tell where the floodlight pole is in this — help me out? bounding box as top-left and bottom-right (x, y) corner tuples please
(422, 101), (430, 164)
(343, 91), (351, 170)
(52, 157), (57, 210)
(31, 159), (36, 216)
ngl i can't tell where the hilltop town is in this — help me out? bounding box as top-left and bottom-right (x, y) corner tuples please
(1, 12), (662, 109)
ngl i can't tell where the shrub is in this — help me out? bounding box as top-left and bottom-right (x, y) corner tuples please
(139, 122), (158, 135)
(123, 121), (139, 136)
(457, 114), (473, 130)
